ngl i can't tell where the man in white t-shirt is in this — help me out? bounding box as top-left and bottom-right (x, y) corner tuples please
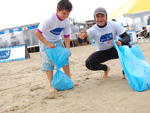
(78, 7), (130, 79)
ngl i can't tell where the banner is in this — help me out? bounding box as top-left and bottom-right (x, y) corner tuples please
(0, 25), (38, 35)
(0, 45), (30, 63)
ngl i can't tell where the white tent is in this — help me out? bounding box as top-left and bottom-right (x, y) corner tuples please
(109, 0), (150, 31)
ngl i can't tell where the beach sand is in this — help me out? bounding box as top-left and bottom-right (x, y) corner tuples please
(0, 40), (150, 113)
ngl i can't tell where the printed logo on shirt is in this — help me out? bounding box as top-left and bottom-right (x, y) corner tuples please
(99, 33), (113, 45)
(100, 33), (113, 42)
(50, 28), (64, 35)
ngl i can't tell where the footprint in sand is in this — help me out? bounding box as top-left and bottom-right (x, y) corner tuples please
(43, 94), (56, 99)
(30, 85), (44, 91)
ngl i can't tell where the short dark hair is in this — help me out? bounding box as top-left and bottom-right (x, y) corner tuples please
(142, 27), (146, 30)
(57, 0), (72, 12)
(111, 19), (116, 22)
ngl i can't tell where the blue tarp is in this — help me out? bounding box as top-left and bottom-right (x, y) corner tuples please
(45, 46), (74, 91)
(114, 41), (150, 92)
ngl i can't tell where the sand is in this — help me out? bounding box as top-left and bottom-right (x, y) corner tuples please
(0, 40), (150, 113)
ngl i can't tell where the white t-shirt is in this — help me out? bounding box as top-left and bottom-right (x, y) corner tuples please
(87, 20), (125, 51)
(38, 13), (71, 42)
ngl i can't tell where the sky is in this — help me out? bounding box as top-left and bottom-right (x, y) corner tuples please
(0, 0), (127, 30)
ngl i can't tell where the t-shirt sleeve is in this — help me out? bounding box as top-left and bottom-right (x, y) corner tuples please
(87, 28), (93, 39)
(63, 20), (71, 37)
(38, 18), (50, 32)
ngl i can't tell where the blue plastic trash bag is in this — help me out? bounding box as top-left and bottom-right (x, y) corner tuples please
(45, 46), (74, 91)
(113, 41), (150, 92)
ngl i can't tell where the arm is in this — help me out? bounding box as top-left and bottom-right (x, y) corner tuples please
(64, 37), (70, 49)
(35, 29), (55, 48)
(119, 32), (131, 45)
(116, 32), (130, 46)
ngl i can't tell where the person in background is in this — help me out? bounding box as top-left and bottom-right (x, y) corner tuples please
(111, 18), (116, 22)
(140, 27), (149, 39)
(78, 7), (130, 79)
(35, 0), (78, 93)
(77, 30), (91, 45)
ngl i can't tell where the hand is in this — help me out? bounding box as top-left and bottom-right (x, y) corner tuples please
(79, 30), (86, 40)
(46, 43), (55, 48)
(115, 40), (122, 46)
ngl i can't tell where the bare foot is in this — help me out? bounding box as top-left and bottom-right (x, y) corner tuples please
(102, 67), (110, 78)
(122, 74), (126, 80)
(74, 82), (79, 86)
(50, 87), (58, 93)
